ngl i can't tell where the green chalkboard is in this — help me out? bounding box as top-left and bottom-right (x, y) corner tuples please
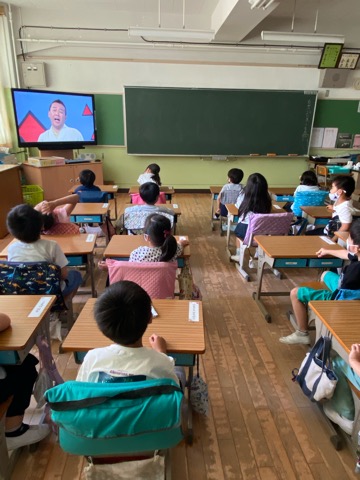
(125, 87), (317, 156)
(314, 99), (360, 133)
(94, 94), (124, 145)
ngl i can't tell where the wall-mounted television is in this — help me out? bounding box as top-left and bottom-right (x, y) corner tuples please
(11, 88), (97, 150)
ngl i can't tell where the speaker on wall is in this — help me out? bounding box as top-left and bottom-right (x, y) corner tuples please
(319, 68), (349, 88)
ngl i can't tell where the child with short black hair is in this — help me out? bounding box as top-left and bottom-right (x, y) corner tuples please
(0, 312), (50, 449)
(216, 168), (244, 217)
(306, 175), (356, 237)
(76, 281), (179, 384)
(6, 204), (82, 301)
(280, 218), (360, 345)
(74, 169), (101, 193)
(129, 213), (188, 262)
(293, 170), (319, 195)
(137, 163), (161, 186)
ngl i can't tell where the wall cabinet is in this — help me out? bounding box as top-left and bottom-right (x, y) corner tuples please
(22, 162), (104, 200)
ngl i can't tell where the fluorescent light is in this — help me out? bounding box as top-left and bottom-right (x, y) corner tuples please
(128, 27), (215, 43)
(261, 31), (345, 45)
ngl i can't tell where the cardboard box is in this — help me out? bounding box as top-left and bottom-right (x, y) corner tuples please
(27, 156), (65, 167)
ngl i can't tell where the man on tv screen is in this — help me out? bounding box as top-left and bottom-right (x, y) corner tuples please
(38, 99), (84, 142)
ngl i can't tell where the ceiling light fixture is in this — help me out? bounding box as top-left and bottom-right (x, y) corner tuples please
(128, 27), (215, 42)
(261, 31), (345, 45)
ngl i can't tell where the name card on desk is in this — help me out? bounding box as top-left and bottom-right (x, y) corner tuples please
(173, 204), (179, 208)
(86, 234), (95, 242)
(320, 236), (335, 245)
(189, 302), (199, 322)
(28, 296), (53, 317)
(102, 203), (109, 208)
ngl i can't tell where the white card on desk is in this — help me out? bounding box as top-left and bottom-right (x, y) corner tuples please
(151, 306), (158, 317)
(28, 296), (53, 317)
(86, 234), (95, 242)
(179, 236), (187, 241)
(273, 204), (281, 209)
(102, 203), (109, 208)
(320, 236), (335, 245)
(172, 204), (179, 208)
(113, 185), (118, 189)
(189, 302), (199, 322)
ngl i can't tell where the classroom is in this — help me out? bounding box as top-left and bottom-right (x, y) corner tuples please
(0, 1), (360, 478)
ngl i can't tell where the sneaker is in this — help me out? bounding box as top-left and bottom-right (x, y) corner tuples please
(230, 255), (240, 263)
(6, 424), (50, 450)
(279, 330), (310, 345)
(248, 258), (258, 269)
(323, 403), (354, 435)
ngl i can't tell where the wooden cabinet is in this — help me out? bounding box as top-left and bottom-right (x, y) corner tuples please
(22, 162), (104, 200)
(0, 165), (23, 238)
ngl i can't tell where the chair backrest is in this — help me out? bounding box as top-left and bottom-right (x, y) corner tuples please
(45, 378), (184, 456)
(243, 212), (293, 247)
(106, 259), (177, 298)
(292, 190), (329, 217)
(78, 191), (109, 203)
(124, 209), (174, 232)
(0, 261), (65, 310)
(130, 192), (167, 205)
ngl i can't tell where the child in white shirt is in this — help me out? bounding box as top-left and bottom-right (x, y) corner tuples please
(137, 163), (161, 186)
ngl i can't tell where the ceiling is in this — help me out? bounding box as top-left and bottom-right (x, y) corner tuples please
(5, 0), (360, 61)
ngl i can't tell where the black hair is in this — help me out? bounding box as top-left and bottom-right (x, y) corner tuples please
(228, 168), (244, 185)
(139, 182), (160, 204)
(146, 163), (161, 186)
(144, 213), (177, 262)
(332, 175), (355, 198)
(238, 173), (272, 219)
(79, 169), (96, 187)
(6, 204), (43, 243)
(41, 213), (55, 231)
(49, 99), (66, 113)
(94, 281), (152, 345)
(300, 170), (318, 186)
(349, 219), (360, 245)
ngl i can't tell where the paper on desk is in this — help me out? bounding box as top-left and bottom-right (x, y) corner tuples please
(320, 236), (335, 245)
(172, 204), (179, 208)
(28, 297), (53, 317)
(151, 306), (158, 317)
(273, 204), (281, 209)
(86, 234), (95, 242)
(113, 185), (118, 189)
(102, 203), (109, 208)
(189, 302), (199, 322)
(179, 236), (187, 241)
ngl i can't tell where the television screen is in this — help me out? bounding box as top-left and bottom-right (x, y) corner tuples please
(11, 88), (97, 149)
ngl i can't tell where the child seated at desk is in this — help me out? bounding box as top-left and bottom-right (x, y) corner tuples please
(216, 168), (244, 217)
(123, 183), (174, 234)
(306, 175), (356, 237)
(280, 219), (360, 345)
(76, 281), (181, 385)
(35, 193), (80, 235)
(0, 312), (50, 449)
(293, 170), (320, 196)
(129, 214), (188, 262)
(6, 204), (82, 301)
(231, 173), (272, 262)
(74, 169), (101, 194)
(137, 163), (161, 186)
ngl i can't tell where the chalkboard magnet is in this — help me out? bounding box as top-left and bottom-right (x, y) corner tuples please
(250, 153), (260, 156)
(288, 154), (298, 156)
(267, 153), (277, 156)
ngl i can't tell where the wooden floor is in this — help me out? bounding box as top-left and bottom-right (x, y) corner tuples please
(1, 193), (358, 479)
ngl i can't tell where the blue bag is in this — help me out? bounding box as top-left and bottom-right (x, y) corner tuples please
(45, 378), (184, 455)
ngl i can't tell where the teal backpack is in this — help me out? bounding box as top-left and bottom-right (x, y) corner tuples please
(45, 378), (184, 456)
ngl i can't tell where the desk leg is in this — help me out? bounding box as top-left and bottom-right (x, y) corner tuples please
(226, 215), (233, 247)
(253, 251), (272, 322)
(88, 253), (96, 298)
(186, 365), (194, 445)
(173, 215), (177, 235)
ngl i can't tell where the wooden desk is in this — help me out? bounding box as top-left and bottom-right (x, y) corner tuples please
(224, 203), (286, 249)
(124, 204), (181, 234)
(69, 184), (119, 219)
(253, 235), (344, 322)
(301, 206), (332, 225)
(0, 234), (97, 297)
(129, 185), (175, 202)
(210, 186), (222, 230)
(0, 295), (56, 364)
(70, 202), (109, 224)
(309, 300), (360, 450)
(269, 187), (295, 201)
(104, 235), (190, 267)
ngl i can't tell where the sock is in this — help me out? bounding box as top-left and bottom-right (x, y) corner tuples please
(5, 423), (30, 437)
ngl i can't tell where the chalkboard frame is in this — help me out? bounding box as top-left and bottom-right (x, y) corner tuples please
(125, 87), (317, 156)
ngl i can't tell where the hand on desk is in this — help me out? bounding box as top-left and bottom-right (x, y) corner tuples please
(316, 248), (331, 257)
(349, 344), (360, 377)
(149, 334), (167, 354)
(316, 248), (348, 260)
(179, 238), (189, 247)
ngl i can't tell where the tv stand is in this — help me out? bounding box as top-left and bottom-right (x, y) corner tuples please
(39, 149), (74, 159)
